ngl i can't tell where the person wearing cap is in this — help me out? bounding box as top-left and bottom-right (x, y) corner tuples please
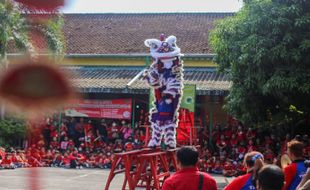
(224, 151), (264, 190)
(162, 146), (217, 190)
(283, 140), (307, 190)
(256, 165), (284, 190)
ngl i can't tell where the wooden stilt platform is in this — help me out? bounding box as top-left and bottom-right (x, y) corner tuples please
(104, 148), (179, 190)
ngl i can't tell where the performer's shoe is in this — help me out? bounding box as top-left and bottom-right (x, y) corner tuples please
(147, 145), (158, 150)
(166, 144), (176, 150)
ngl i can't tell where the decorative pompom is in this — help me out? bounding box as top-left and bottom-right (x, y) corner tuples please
(15, 0), (65, 11)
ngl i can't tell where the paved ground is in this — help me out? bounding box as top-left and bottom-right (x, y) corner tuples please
(0, 168), (231, 190)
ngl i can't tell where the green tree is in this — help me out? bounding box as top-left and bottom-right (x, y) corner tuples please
(210, 0), (310, 128)
(0, 118), (26, 147)
(0, 0), (31, 63)
(0, 0), (65, 63)
(27, 14), (65, 57)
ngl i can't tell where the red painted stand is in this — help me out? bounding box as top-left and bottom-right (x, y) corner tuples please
(104, 149), (148, 190)
(166, 148), (179, 171)
(104, 146), (179, 190)
(134, 152), (170, 190)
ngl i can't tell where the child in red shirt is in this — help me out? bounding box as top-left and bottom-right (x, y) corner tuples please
(50, 125), (59, 139)
(44, 150), (54, 166)
(26, 151), (42, 167)
(1, 154), (15, 169)
(50, 137), (60, 150)
(212, 160), (223, 174)
(205, 159), (214, 173)
(86, 153), (96, 168)
(236, 126), (245, 142)
(95, 153), (104, 168)
(264, 148), (274, 164)
(229, 134), (238, 148)
(69, 150), (84, 169)
(58, 123), (68, 140)
(124, 142), (134, 151)
(103, 155), (112, 169)
(223, 127), (232, 140)
(67, 139), (75, 151)
(237, 145), (247, 160)
(11, 151), (23, 168)
(216, 135), (227, 151)
(62, 152), (70, 168)
(52, 151), (63, 167)
(223, 160), (232, 176)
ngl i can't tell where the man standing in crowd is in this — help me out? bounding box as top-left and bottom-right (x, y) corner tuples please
(41, 120), (51, 149)
(96, 119), (108, 143)
(162, 146), (217, 190)
(256, 165), (284, 190)
(283, 140), (307, 190)
(67, 118), (76, 141)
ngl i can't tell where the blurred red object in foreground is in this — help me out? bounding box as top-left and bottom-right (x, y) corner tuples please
(0, 58), (74, 112)
(15, 0), (65, 11)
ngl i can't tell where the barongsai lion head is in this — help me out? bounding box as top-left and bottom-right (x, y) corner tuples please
(144, 35), (181, 60)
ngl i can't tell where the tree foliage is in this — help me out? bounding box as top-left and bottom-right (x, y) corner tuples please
(0, 118), (26, 146)
(210, 0), (310, 127)
(0, 0), (65, 61)
(29, 14), (65, 56)
(0, 0), (31, 57)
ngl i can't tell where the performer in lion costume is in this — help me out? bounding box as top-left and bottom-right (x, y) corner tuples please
(144, 34), (184, 149)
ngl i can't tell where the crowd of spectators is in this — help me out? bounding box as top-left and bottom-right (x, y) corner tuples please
(0, 116), (309, 180)
(197, 120), (310, 177)
(0, 117), (146, 169)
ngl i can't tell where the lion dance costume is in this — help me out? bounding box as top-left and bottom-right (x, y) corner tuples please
(144, 35), (184, 149)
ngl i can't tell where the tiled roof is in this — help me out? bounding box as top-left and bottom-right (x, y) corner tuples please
(67, 66), (231, 95)
(63, 13), (233, 54)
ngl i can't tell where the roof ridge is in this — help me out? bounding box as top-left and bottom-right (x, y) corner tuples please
(63, 12), (235, 16)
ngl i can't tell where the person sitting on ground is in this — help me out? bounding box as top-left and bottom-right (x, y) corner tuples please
(62, 152), (70, 168)
(283, 140), (307, 190)
(223, 160), (238, 177)
(0, 146), (6, 161)
(52, 151), (63, 167)
(162, 146), (217, 190)
(1, 153), (15, 169)
(224, 151), (264, 190)
(256, 165), (284, 190)
(11, 150), (24, 168)
(69, 149), (84, 169)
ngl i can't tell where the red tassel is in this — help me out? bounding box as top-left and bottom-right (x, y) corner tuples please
(0, 58), (74, 111)
(15, 0), (65, 11)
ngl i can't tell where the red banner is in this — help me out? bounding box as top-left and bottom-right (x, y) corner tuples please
(64, 99), (132, 119)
